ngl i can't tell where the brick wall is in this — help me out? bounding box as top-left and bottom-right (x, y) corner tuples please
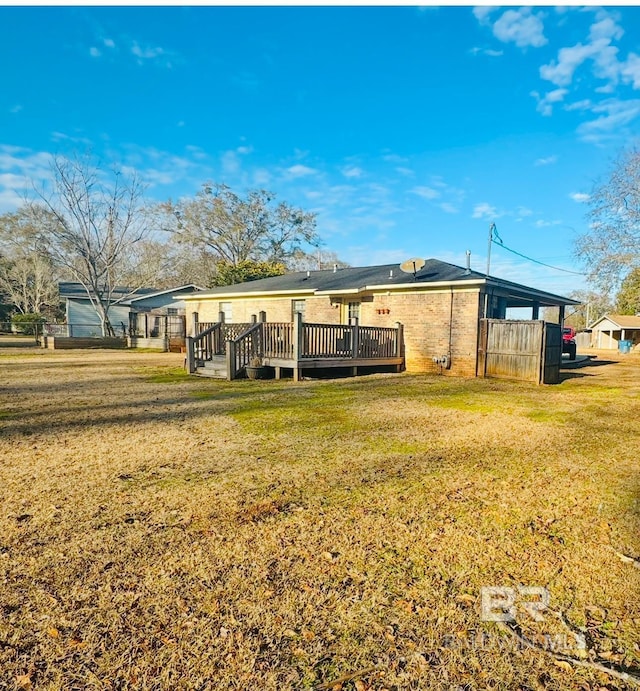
(185, 287), (483, 377)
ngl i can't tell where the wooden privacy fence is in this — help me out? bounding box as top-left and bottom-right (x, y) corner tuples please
(477, 319), (562, 384)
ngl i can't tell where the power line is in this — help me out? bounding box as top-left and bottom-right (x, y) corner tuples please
(490, 226), (585, 276)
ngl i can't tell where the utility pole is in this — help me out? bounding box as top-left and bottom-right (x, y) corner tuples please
(486, 222), (495, 276)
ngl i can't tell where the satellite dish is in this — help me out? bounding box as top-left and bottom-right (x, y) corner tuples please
(399, 257), (426, 277)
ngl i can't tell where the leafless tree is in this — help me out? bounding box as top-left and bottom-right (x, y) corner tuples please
(0, 208), (59, 315)
(160, 183), (319, 267)
(32, 155), (150, 336)
(576, 147), (640, 292)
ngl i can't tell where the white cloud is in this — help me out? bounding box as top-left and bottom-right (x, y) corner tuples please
(531, 88), (568, 116)
(491, 8), (547, 49)
(540, 9), (626, 94)
(127, 39), (178, 68)
(517, 206), (533, 217)
(621, 53), (640, 89)
(588, 11), (623, 42)
(236, 145), (253, 155)
(9, 105), (22, 114)
(484, 49), (504, 57)
(89, 46), (101, 58)
(131, 42), (165, 60)
(472, 202), (499, 220)
(564, 99), (593, 111)
(285, 164), (317, 178)
(577, 98), (640, 143)
(341, 166), (363, 178)
(395, 167), (414, 177)
(103, 38), (115, 48)
(540, 43), (598, 86)
(473, 6), (497, 24)
(570, 192), (590, 203)
(411, 186), (440, 200)
(440, 202), (459, 214)
(534, 155), (558, 166)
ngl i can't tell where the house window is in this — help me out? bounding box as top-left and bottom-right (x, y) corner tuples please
(167, 308), (178, 316)
(348, 301), (360, 324)
(220, 301), (232, 323)
(292, 299), (306, 321)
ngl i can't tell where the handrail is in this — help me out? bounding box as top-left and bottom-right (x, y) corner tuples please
(228, 322), (263, 380)
(193, 322), (223, 362)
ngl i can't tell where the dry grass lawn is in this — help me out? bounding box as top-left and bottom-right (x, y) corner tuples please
(0, 347), (638, 690)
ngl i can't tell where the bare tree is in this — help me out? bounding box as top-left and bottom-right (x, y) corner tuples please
(565, 289), (613, 329)
(160, 183), (319, 267)
(0, 208), (59, 315)
(576, 147), (640, 292)
(32, 155), (150, 336)
(288, 248), (350, 271)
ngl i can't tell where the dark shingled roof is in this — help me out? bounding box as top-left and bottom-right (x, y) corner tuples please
(58, 283), (159, 301)
(197, 259), (487, 295)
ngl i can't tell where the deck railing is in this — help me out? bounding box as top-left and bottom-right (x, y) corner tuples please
(301, 322), (399, 359)
(302, 323), (354, 358)
(263, 322), (294, 359)
(187, 316), (404, 379)
(357, 325), (399, 358)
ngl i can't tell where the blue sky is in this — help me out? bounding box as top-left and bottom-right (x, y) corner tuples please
(1, 5), (639, 296)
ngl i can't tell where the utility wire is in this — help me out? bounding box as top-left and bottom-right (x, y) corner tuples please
(491, 226), (585, 276)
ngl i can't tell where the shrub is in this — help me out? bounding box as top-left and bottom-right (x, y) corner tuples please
(11, 313), (45, 335)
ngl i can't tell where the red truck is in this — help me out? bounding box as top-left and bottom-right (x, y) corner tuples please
(562, 327), (577, 360)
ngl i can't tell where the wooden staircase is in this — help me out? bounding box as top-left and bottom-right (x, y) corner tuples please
(198, 354), (227, 379)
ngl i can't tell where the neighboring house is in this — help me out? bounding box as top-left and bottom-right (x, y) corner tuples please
(58, 283), (201, 343)
(180, 259), (578, 377)
(589, 314), (640, 350)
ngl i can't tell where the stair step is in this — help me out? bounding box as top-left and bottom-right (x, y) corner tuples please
(196, 368), (227, 379)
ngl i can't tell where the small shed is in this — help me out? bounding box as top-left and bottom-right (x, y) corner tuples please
(589, 314), (640, 350)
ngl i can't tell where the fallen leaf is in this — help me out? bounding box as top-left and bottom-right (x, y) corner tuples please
(47, 628), (60, 639)
(553, 660), (573, 673)
(15, 675), (32, 689)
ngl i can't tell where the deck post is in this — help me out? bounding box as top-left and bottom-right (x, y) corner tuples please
(186, 337), (196, 373)
(191, 312), (199, 336)
(144, 313), (149, 338)
(395, 322), (404, 372)
(226, 340), (236, 381)
(293, 312), (303, 382)
(251, 314), (257, 324)
(259, 311), (266, 322)
(218, 311), (225, 323)
(532, 302), (540, 320)
(352, 317), (359, 358)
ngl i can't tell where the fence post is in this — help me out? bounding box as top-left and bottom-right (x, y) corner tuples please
(186, 337), (195, 373)
(292, 311), (303, 381)
(226, 340), (236, 381)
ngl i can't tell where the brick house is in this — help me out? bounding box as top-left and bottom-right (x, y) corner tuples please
(180, 259), (577, 378)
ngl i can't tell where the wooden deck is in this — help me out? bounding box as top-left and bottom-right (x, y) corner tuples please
(186, 314), (404, 380)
